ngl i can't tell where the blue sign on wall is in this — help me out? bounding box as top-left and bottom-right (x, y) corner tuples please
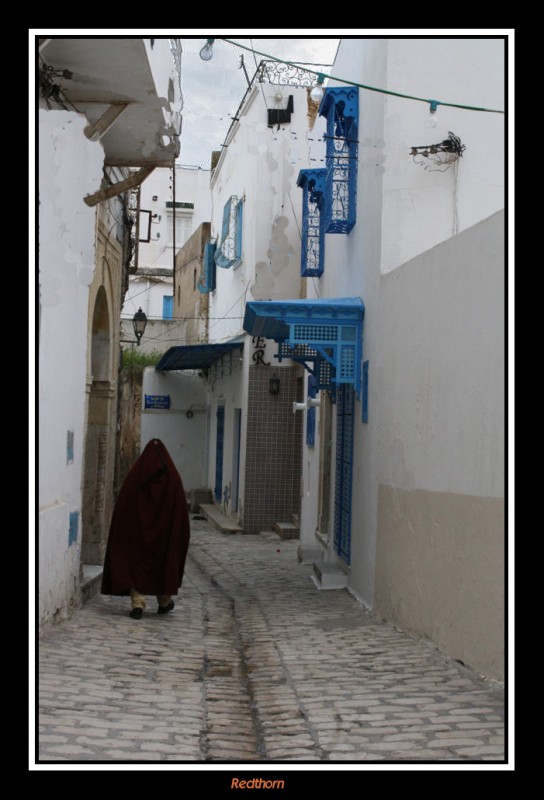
(68, 511), (79, 546)
(145, 394), (171, 410)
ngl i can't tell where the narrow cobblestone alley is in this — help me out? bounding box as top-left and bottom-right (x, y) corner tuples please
(38, 521), (506, 764)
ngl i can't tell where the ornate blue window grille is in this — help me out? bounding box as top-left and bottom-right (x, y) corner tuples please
(243, 298), (365, 400)
(215, 196), (243, 269)
(198, 240), (217, 294)
(297, 169), (326, 278)
(319, 87), (359, 234)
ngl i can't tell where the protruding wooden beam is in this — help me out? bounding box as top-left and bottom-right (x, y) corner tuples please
(84, 165), (155, 207)
(83, 103), (129, 142)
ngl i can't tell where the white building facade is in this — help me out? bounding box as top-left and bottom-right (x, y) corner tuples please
(38, 37), (182, 627)
(243, 38), (505, 679)
(153, 63), (326, 533)
(121, 166), (212, 354)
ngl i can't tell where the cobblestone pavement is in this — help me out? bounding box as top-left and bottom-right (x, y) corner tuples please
(38, 520), (506, 764)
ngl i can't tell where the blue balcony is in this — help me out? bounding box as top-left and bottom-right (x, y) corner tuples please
(297, 169), (326, 278)
(319, 87), (359, 234)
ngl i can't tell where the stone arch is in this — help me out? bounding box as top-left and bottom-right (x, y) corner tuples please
(82, 285), (115, 565)
(91, 286), (111, 381)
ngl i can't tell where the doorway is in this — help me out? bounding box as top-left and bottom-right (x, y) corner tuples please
(333, 384), (354, 565)
(231, 408), (242, 513)
(214, 404), (225, 503)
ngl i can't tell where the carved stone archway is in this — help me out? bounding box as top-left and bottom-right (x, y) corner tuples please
(82, 286), (115, 565)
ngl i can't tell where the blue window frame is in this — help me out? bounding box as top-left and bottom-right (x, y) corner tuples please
(297, 169), (326, 278)
(319, 87), (359, 234)
(215, 196), (243, 269)
(162, 295), (173, 319)
(198, 240), (217, 293)
(362, 360), (369, 423)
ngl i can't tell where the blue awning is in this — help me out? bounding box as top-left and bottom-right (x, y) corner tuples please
(243, 297), (365, 397)
(155, 341), (243, 372)
(243, 297), (364, 339)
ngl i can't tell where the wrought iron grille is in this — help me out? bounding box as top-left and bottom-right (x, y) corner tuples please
(298, 169), (326, 278)
(258, 60), (330, 87)
(127, 185), (140, 274)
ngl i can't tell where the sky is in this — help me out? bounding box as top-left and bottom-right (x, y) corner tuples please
(177, 37), (339, 169)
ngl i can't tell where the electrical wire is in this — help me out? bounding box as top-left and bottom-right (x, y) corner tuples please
(219, 38), (505, 115)
(125, 313), (244, 323)
(208, 280), (252, 335)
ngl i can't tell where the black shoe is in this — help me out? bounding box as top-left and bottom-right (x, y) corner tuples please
(129, 607), (143, 619)
(157, 600), (175, 615)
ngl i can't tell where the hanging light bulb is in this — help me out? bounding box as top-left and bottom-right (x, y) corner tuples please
(310, 73), (326, 103)
(425, 100), (440, 129)
(199, 38), (215, 62)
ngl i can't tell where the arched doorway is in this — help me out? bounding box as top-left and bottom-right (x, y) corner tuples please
(82, 286), (115, 565)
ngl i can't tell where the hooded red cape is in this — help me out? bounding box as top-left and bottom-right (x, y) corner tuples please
(101, 439), (190, 596)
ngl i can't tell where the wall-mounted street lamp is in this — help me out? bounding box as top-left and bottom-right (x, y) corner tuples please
(121, 307), (148, 346)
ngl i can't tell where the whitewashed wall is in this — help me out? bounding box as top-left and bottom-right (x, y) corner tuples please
(122, 274), (173, 321)
(136, 166), (212, 272)
(209, 85), (315, 345)
(205, 345), (248, 517)
(38, 109), (104, 626)
(375, 211), (505, 679)
(298, 38), (504, 678)
(141, 367), (208, 492)
(379, 37), (504, 274)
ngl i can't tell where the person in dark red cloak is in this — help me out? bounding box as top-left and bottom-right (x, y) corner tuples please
(101, 438), (190, 619)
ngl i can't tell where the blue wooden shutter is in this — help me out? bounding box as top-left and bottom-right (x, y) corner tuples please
(198, 241), (217, 293)
(221, 198), (231, 241)
(162, 295), (173, 319)
(215, 197), (236, 269)
(235, 199), (243, 261)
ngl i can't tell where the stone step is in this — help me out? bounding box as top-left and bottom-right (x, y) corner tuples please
(81, 565), (103, 604)
(199, 504), (242, 534)
(189, 488), (214, 513)
(311, 562), (348, 590)
(297, 544), (324, 565)
(273, 522), (300, 540)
